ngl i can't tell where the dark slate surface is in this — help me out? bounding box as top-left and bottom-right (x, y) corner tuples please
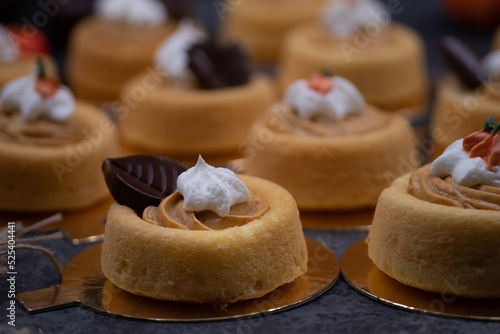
(2, 230), (500, 333)
(1, 0), (499, 333)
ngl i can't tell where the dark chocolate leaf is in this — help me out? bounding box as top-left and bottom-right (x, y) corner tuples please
(102, 155), (188, 214)
(162, 0), (192, 21)
(187, 40), (250, 89)
(438, 36), (488, 89)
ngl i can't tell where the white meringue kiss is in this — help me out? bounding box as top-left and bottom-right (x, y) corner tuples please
(284, 76), (365, 121)
(321, 0), (390, 38)
(0, 25), (18, 62)
(154, 19), (206, 80)
(1, 71), (75, 122)
(431, 139), (500, 188)
(177, 156), (251, 217)
(95, 0), (167, 26)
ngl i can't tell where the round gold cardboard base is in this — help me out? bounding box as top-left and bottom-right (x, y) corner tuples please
(17, 237), (339, 321)
(341, 238), (500, 321)
(0, 196), (113, 244)
(300, 209), (374, 231)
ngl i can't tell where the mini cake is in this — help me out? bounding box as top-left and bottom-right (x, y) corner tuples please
(243, 72), (417, 211)
(0, 60), (121, 211)
(218, 0), (326, 63)
(430, 37), (500, 157)
(66, 0), (180, 103)
(277, 0), (427, 111)
(0, 24), (57, 89)
(118, 20), (275, 160)
(367, 118), (500, 298)
(101, 155), (308, 306)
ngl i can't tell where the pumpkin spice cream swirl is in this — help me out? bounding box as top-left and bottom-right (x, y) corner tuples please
(408, 117), (500, 210)
(142, 156), (270, 230)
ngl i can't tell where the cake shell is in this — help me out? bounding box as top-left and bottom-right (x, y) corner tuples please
(277, 23), (427, 111)
(66, 17), (176, 103)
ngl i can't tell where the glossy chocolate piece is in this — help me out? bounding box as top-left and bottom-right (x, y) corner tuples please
(102, 155), (188, 214)
(188, 41), (250, 89)
(439, 36), (488, 89)
(162, 0), (192, 20)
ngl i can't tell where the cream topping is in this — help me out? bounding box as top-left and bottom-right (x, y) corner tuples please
(431, 139), (500, 188)
(321, 0), (390, 38)
(482, 50), (500, 81)
(154, 19), (206, 80)
(176, 156), (251, 217)
(284, 76), (365, 121)
(1, 70), (75, 122)
(0, 25), (18, 62)
(94, 0), (167, 26)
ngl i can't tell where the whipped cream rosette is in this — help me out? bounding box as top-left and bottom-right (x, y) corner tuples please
(1, 59), (74, 122)
(0, 25), (18, 63)
(431, 116), (500, 188)
(177, 155), (250, 217)
(482, 50), (500, 80)
(284, 72), (366, 121)
(321, 0), (390, 38)
(95, 0), (167, 26)
(154, 19), (206, 81)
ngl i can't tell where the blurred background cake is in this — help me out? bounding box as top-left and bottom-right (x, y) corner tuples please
(118, 20), (275, 164)
(65, 0), (185, 103)
(277, 0), (428, 113)
(0, 60), (121, 211)
(430, 36), (500, 157)
(243, 72), (417, 212)
(218, 0), (326, 64)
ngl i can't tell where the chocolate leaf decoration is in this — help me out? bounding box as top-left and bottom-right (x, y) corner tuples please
(438, 36), (488, 89)
(162, 0), (192, 20)
(102, 155), (188, 214)
(188, 40), (250, 89)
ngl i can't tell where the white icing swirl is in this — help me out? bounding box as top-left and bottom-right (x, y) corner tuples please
(177, 155), (251, 217)
(0, 70), (75, 122)
(431, 139), (500, 188)
(321, 0), (390, 38)
(284, 76), (366, 121)
(0, 25), (18, 62)
(482, 50), (500, 80)
(95, 0), (167, 26)
(154, 19), (206, 80)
